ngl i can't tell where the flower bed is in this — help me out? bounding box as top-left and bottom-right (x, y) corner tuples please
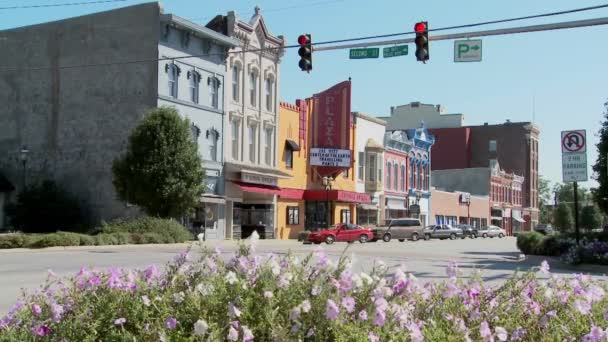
(517, 232), (608, 265)
(1, 245), (607, 341)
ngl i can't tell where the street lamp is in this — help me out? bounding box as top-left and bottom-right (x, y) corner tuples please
(415, 189), (422, 204)
(322, 176), (334, 228)
(20, 146), (29, 189)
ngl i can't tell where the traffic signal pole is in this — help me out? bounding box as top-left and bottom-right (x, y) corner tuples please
(314, 16), (608, 52)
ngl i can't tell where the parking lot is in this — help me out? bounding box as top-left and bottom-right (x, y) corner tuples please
(1, 236), (606, 314)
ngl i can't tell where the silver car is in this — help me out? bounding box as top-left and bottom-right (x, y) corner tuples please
(476, 225), (506, 238)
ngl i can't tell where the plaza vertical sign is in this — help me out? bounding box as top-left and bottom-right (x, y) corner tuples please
(561, 130), (588, 182)
(310, 80), (352, 177)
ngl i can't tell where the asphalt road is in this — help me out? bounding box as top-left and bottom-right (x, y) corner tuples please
(1, 237), (607, 314)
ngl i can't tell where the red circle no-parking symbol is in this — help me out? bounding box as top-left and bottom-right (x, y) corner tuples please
(562, 131), (586, 153)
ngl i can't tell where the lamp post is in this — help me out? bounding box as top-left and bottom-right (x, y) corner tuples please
(20, 146), (29, 189)
(322, 176), (334, 228)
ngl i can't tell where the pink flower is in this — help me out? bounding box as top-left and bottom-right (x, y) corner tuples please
(574, 300), (591, 315)
(443, 281), (459, 298)
(408, 322), (423, 342)
(141, 295), (151, 307)
(144, 265), (160, 282)
(341, 297), (356, 313)
(229, 302), (242, 318)
(495, 327), (508, 341)
(557, 290), (570, 303)
(242, 325), (254, 342)
(511, 327), (526, 341)
(165, 317), (178, 330)
(32, 325), (52, 336)
(301, 300), (311, 313)
(539, 260), (550, 274)
(446, 260), (458, 279)
(31, 304), (42, 316)
(325, 299), (340, 320)
(358, 310), (368, 321)
(368, 332), (380, 342)
(289, 307), (301, 321)
(583, 325), (606, 342)
(227, 325), (239, 341)
(263, 291), (273, 299)
(114, 318), (127, 326)
(373, 308), (386, 327)
(51, 304), (64, 322)
(480, 321), (494, 342)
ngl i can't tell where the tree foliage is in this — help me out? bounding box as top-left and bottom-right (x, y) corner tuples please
(112, 106), (204, 218)
(592, 99), (608, 214)
(553, 203), (574, 232)
(581, 205), (602, 231)
(4, 180), (84, 233)
(538, 175), (552, 223)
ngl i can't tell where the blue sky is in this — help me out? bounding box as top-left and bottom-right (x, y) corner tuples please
(1, 0), (607, 190)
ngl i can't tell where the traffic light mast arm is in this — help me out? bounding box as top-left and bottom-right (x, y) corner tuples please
(314, 16), (608, 52)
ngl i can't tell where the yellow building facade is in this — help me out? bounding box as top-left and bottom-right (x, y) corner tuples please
(276, 99), (364, 239)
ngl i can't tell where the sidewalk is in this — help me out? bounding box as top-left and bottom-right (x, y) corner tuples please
(525, 254), (608, 274)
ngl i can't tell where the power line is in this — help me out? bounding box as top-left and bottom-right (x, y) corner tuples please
(0, 0), (127, 10)
(1, 4), (608, 72)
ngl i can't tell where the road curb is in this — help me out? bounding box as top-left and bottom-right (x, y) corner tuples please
(0, 242), (194, 254)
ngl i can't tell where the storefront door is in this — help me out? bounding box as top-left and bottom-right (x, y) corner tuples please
(305, 201), (329, 231)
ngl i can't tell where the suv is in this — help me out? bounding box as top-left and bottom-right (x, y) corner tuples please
(373, 218), (424, 242)
(534, 224), (554, 235)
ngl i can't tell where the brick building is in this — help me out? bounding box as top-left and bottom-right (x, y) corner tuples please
(428, 121), (540, 229)
(430, 189), (489, 228)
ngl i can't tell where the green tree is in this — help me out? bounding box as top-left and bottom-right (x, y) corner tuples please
(580, 205), (602, 231)
(593, 99), (608, 214)
(553, 202), (574, 232)
(112, 107), (204, 218)
(5, 180), (84, 233)
(538, 175), (552, 223)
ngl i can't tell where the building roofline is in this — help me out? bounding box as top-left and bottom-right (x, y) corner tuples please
(353, 112), (386, 126)
(279, 101), (299, 112)
(161, 14), (240, 47)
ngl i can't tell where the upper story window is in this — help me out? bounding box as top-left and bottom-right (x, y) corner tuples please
(367, 154), (377, 182)
(188, 70), (200, 104)
(489, 140), (497, 152)
(167, 63), (180, 98)
(265, 78), (274, 112)
(358, 152), (365, 181)
(207, 129), (218, 162)
(208, 77), (220, 109)
(393, 163), (398, 191)
(285, 148), (293, 169)
(400, 165), (406, 191)
(232, 65), (240, 102)
(386, 161), (391, 189)
(249, 124), (257, 163)
(265, 127), (273, 165)
(249, 72), (258, 108)
(231, 120), (240, 160)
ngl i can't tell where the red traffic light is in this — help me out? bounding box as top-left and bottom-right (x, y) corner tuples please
(298, 35), (310, 45)
(414, 22), (427, 33)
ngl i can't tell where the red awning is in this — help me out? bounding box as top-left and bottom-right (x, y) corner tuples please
(303, 190), (371, 204)
(232, 181), (281, 195)
(279, 188), (305, 200)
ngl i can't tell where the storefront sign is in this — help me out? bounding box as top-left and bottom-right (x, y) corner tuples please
(310, 148), (352, 167)
(409, 204), (420, 215)
(311, 80), (352, 176)
(302, 190), (371, 204)
(336, 191), (371, 203)
(240, 172), (278, 187)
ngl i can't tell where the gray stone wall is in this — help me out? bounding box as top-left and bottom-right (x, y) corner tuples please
(431, 168), (491, 196)
(0, 3), (161, 225)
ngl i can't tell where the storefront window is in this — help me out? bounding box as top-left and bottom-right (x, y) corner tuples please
(341, 209), (351, 224)
(357, 209), (378, 226)
(287, 206), (299, 225)
(305, 201), (329, 231)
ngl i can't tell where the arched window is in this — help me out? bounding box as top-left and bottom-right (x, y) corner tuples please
(413, 162), (418, 189)
(249, 71), (258, 107)
(386, 161), (391, 189)
(208, 77), (220, 109)
(232, 65), (240, 102)
(167, 64), (179, 98)
(393, 163), (398, 191)
(409, 160), (414, 190)
(400, 165), (406, 192)
(265, 77), (274, 112)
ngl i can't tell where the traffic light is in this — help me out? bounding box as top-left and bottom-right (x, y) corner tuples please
(298, 34), (312, 72)
(414, 21), (429, 63)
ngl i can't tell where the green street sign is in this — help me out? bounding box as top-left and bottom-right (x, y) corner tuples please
(383, 45), (408, 58)
(349, 48), (380, 59)
(454, 39), (482, 62)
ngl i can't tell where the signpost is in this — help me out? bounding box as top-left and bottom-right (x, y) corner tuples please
(454, 39), (482, 62)
(349, 48), (380, 59)
(561, 129), (587, 245)
(383, 45), (408, 58)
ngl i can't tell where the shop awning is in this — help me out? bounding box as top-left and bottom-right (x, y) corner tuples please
(303, 190), (371, 204)
(512, 210), (526, 223)
(200, 196), (226, 204)
(285, 139), (301, 151)
(0, 174), (14, 192)
(232, 181), (281, 196)
(279, 188), (305, 200)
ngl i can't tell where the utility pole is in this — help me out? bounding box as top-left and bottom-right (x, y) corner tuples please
(574, 181), (580, 245)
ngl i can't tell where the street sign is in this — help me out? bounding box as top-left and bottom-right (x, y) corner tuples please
(562, 153), (588, 182)
(454, 39), (482, 62)
(383, 45), (408, 58)
(349, 48), (379, 59)
(561, 129), (588, 183)
(561, 130), (586, 153)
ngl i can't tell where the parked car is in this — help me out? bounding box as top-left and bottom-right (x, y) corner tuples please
(422, 224), (464, 240)
(455, 224), (479, 239)
(306, 223), (374, 245)
(476, 225), (506, 238)
(372, 218), (424, 242)
(534, 224), (554, 235)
